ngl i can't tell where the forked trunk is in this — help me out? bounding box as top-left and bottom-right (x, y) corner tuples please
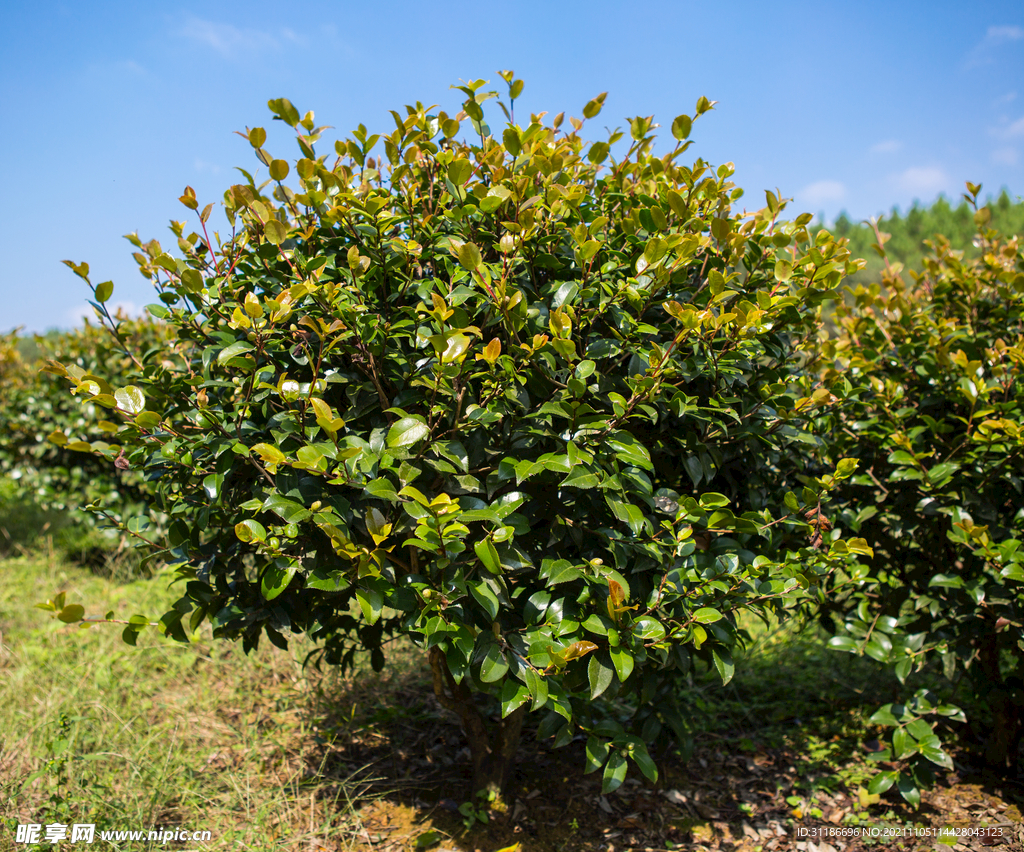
(428, 646), (527, 814)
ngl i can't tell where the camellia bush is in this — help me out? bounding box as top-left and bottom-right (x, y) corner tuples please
(0, 316), (172, 553)
(797, 184), (1024, 801)
(44, 74), (873, 805)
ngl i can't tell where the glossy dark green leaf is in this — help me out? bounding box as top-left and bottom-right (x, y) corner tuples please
(897, 772), (920, 808)
(500, 678), (531, 716)
(588, 653), (614, 700)
(601, 751), (628, 794)
(629, 739), (658, 782)
(469, 581), (500, 621)
(217, 341), (254, 364)
(263, 494), (312, 524)
(262, 560), (297, 601)
(356, 587), (383, 625)
(480, 642), (509, 683)
(386, 417), (430, 448)
(712, 647), (734, 685)
(584, 736), (609, 773)
(524, 666), (548, 709)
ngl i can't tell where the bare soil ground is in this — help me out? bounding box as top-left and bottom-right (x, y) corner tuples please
(302, 654), (1024, 852)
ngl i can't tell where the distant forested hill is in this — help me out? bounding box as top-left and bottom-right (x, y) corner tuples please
(829, 188), (1024, 286)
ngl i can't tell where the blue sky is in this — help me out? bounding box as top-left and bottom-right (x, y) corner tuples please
(2, 1), (1022, 334)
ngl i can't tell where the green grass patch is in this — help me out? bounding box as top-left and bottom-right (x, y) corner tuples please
(0, 550), (993, 852)
(0, 550), (424, 851)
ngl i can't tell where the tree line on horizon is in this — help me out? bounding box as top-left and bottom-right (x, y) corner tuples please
(828, 187), (1024, 285)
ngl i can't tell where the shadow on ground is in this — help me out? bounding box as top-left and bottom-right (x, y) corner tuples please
(297, 647), (1024, 852)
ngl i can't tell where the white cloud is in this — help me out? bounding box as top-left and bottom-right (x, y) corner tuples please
(66, 301), (141, 327)
(894, 166), (950, 198)
(992, 147), (1019, 166)
(798, 180), (846, 208)
(870, 139), (902, 154)
(994, 91), (1018, 107)
(1001, 116), (1024, 139)
(964, 25), (1024, 68)
(179, 16), (301, 57)
(194, 158), (222, 175)
(986, 25), (1024, 43)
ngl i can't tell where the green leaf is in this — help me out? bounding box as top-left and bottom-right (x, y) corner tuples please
(693, 607), (723, 624)
(588, 141), (609, 165)
(609, 645), (634, 682)
(500, 678), (531, 716)
(217, 341), (255, 364)
(114, 385), (146, 415)
(629, 740), (659, 782)
(364, 478), (399, 502)
(356, 587), (383, 625)
(480, 642), (509, 683)
(869, 705), (901, 726)
(448, 158), (472, 186)
(698, 492), (730, 509)
(711, 647), (734, 685)
(268, 97), (300, 127)
(474, 538), (502, 575)
(502, 127), (521, 156)
(583, 92), (607, 120)
(919, 743), (954, 770)
(897, 772), (920, 808)
(203, 473), (224, 501)
(929, 574), (964, 589)
(926, 461), (960, 486)
(605, 433), (653, 470)
(683, 456), (704, 487)
(306, 568), (350, 592)
(671, 114), (692, 141)
(457, 242), (482, 271)
(57, 604), (85, 624)
(261, 560), (297, 600)
(585, 736), (610, 773)
(234, 519), (267, 543)
(269, 159), (289, 181)
(264, 219), (287, 245)
(892, 727), (911, 758)
(387, 417), (430, 448)
(561, 466), (601, 489)
(836, 457), (859, 477)
(469, 581), (500, 621)
(263, 494), (312, 524)
(94, 281), (114, 303)
(868, 771), (897, 795)
(601, 751), (628, 794)
(588, 653), (614, 700)
(251, 442), (287, 466)
(828, 636), (858, 653)
(634, 617), (665, 641)
(524, 666), (549, 710)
